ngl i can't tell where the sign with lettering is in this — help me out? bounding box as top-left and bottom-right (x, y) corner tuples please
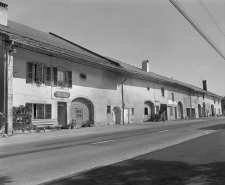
(54, 91), (70, 98)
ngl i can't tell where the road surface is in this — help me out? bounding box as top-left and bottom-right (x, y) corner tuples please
(0, 117), (224, 185)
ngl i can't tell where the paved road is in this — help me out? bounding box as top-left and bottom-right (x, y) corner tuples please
(0, 117), (224, 185)
(47, 123), (225, 185)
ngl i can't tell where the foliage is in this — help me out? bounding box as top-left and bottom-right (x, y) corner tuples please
(0, 112), (5, 130)
(13, 105), (32, 132)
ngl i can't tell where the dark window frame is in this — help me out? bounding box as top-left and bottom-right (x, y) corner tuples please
(107, 106), (111, 114)
(161, 88), (165, 97)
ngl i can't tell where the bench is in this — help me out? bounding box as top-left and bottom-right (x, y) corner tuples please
(32, 119), (62, 132)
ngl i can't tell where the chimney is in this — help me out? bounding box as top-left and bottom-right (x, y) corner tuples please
(203, 80), (207, 91)
(0, 2), (8, 26)
(142, 60), (149, 72)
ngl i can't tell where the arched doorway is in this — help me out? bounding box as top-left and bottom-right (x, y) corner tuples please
(203, 102), (206, 117)
(177, 101), (183, 119)
(198, 104), (202, 117)
(211, 104), (215, 116)
(70, 97), (94, 127)
(144, 101), (155, 121)
(112, 107), (121, 124)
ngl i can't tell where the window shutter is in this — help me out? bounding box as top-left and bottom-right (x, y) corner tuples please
(46, 67), (52, 86)
(65, 70), (69, 87)
(52, 67), (57, 86)
(68, 71), (72, 88)
(26, 62), (33, 83)
(45, 104), (52, 119)
(43, 66), (46, 84)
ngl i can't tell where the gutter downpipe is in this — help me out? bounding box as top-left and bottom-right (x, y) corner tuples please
(4, 49), (8, 135)
(190, 90), (195, 119)
(121, 72), (136, 124)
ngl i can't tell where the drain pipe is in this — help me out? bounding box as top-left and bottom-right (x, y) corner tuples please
(120, 72), (136, 124)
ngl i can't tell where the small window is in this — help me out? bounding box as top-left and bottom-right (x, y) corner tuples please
(80, 73), (87, 80)
(170, 107), (173, 116)
(107, 106), (111, 114)
(171, 93), (174, 101)
(147, 87), (150, 91)
(214, 99), (216, 104)
(144, 108), (148, 115)
(131, 108), (134, 115)
(75, 109), (83, 119)
(161, 88), (165, 97)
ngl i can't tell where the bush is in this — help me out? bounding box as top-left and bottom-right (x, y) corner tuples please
(13, 105), (32, 131)
(0, 112), (5, 130)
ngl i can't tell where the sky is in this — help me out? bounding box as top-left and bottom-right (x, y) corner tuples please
(4, 0), (225, 96)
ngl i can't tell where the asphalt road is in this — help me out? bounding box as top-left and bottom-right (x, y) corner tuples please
(48, 123), (225, 185)
(0, 117), (224, 185)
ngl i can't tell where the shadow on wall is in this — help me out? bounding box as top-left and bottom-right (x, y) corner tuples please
(46, 159), (225, 185)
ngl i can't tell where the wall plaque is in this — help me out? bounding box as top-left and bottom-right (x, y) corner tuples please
(54, 91), (70, 98)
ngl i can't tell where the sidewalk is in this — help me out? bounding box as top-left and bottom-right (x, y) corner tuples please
(1, 117), (224, 145)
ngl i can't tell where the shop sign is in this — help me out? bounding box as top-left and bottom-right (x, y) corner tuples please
(54, 91), (70, 98)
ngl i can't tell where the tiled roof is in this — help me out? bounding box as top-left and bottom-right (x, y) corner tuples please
(0, 20), (221, 98)
(105, 57), (222, 98)
(0, 20), (122, 68)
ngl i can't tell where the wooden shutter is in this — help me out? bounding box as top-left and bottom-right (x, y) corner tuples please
(52, 67), (57, 86)
(26, 62), (33, 83)
(43, 66), (47, 84)
(68, 71), (72, 88)
(65, 71), (69, 87)
(45, 104), (52, 119)
(46, 67), (52, 86)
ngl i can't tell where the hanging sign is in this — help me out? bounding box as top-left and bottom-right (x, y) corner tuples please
(54, 91), (70, 98)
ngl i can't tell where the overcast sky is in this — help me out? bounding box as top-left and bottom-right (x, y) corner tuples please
(4, 0), (225, 96)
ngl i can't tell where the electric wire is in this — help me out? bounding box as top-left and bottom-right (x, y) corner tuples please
(169, 0), (225, 60)
(198, 0), (225, 38)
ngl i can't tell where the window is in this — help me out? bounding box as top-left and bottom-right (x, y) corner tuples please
(144, 108), (148, 115)
(147, 87), (150, 91)
(80, 73), (87, 80)
(26, 62), (72, 88)
(131, 108), (134, 115)
(170, 107), (173, 116)
(57, 70), (65, 86)
(26, 103), (52, 119)
(75, 109), (83, 119)
(171, 93), (174, 101)
(161, 88), (165, 97)
(214, 99), (216, 104)
(107, 106), (111, 114)
(218, 109), (220, 114)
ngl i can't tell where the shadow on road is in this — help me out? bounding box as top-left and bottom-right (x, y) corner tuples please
(0, 176), (13, 185)
(46, 158), (225, 185)
(199, 124), (225, 130)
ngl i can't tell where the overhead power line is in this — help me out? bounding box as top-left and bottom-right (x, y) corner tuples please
(169, 0), (225, 60)
(198, 0), (225, 38)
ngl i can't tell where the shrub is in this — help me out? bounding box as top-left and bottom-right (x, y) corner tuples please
(0, 112), (5, 130)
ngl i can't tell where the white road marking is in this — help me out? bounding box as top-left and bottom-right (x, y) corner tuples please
(159, 130), (169, 132)
(191, 125), (197, 126)
(92, 140), (114, 145)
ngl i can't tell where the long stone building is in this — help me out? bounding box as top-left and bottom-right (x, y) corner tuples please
(0, 3), (222, 135)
